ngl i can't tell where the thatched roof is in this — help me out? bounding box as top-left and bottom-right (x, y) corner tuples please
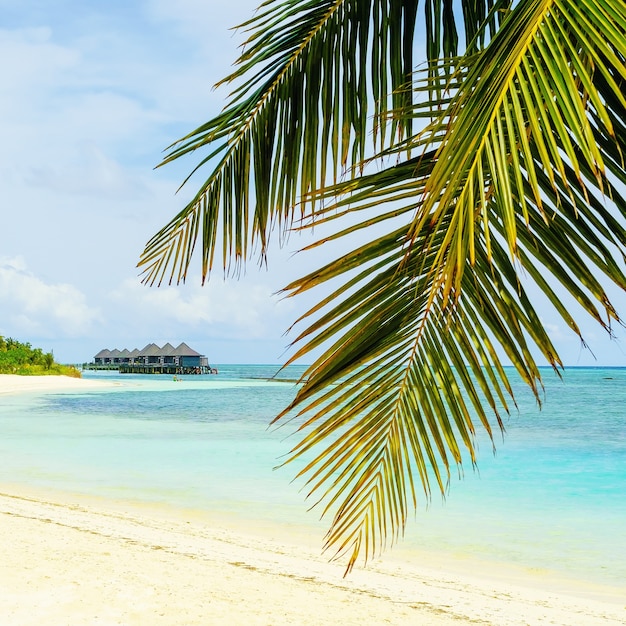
(138, 343), (161, 357)
(174, 342), (202, 357)
(160, 342), (177, 356)
(94, 343), (206, 359)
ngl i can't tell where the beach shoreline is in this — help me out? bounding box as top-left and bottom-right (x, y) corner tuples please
(0, 485), (624, 625)
(0, 373), (119, 395)
(1, 374), (624, 625)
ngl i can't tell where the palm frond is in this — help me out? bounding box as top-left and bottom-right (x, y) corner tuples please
(138, 0), (626, 575)
(138, 0), (519, 286)
(139, 0), (422, 285)
(274, 186), (568, 571)
(269, 0), (626, 565)
(411, 0), (626, 309)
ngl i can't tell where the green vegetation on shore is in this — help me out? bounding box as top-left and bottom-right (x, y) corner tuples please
(0, 337), (81, 377)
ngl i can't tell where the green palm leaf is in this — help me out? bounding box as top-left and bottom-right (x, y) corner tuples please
(139, 0), (626, 573)
(138, 0), (513, 285)
(412, 0), (626, 306)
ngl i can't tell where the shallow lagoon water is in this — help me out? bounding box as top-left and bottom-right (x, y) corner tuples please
(0, 365), (624, 588)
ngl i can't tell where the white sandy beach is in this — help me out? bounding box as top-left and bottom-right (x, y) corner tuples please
(0, 373), (118, 395)
(1, 375), (624, 625)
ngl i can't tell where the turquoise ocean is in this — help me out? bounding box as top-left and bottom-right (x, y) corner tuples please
(0, 365), (624, 589)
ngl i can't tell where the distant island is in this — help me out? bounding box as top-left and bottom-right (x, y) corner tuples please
(85, 342), (216, 375)
(0, 336), (81, 377)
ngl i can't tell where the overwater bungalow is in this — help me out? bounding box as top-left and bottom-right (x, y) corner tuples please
(89, 342), (213, 374)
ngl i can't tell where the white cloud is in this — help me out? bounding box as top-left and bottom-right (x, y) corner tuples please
(147, 0), (260, 44)
(539, 321), (572, 343)
(0, 27), (79, 97)
(24, 141), (148, 199)
(0, 257), (101, 338)
(109, 276), (294, 340)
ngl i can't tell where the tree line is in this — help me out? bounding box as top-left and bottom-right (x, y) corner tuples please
(0, 337), (80, 377)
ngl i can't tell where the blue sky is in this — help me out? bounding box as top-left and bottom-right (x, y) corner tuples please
(0, 1), (624, 366)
